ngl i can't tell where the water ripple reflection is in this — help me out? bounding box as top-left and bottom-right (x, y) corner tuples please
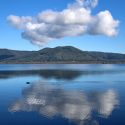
(9, 81), (119, 125)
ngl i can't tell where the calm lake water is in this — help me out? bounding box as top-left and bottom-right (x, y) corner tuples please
(0, 64), (125, 125)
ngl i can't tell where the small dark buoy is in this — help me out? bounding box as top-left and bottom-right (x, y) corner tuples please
(26, 82), (30, 84)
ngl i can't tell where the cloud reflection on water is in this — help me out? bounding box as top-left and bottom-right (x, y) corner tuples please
(9, 81), (119, 124)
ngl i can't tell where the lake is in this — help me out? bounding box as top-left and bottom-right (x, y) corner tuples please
(0, 64), (125, 125)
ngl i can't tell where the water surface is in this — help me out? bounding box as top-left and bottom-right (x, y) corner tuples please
(0, 64), (125, 125)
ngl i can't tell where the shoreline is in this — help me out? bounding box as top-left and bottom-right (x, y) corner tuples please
(0, 61), (125, 64)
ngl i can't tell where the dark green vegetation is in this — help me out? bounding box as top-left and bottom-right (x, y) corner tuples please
(0, 46), (125, 63)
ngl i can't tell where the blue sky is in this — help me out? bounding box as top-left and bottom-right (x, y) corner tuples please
(0, 0), (125, 53)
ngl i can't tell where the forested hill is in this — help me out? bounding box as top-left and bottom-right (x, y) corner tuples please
(0, 46), (125, 63)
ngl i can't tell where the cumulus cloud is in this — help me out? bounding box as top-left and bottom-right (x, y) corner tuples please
(9, 81), (119, 124)
(7, 0), (119, 46)
(75, 0), (98, 8)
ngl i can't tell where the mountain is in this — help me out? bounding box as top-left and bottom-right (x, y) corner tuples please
(0, 46), (125, 63)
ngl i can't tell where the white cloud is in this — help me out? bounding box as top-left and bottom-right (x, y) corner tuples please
(79, 0), (98, 8)
(88, 11), (119, 36)
(7, 15), (32, 29)
(7, 0), (119, 46)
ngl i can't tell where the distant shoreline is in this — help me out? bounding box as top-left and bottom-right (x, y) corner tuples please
(0, 61), (125, 64)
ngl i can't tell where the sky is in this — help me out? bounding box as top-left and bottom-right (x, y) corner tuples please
(0, 0), (125, 53)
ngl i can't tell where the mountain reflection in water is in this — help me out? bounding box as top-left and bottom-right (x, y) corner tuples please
(0, 70), (83, 80)
(9, 81), (119, 125)
(0, 69), (125, 80)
